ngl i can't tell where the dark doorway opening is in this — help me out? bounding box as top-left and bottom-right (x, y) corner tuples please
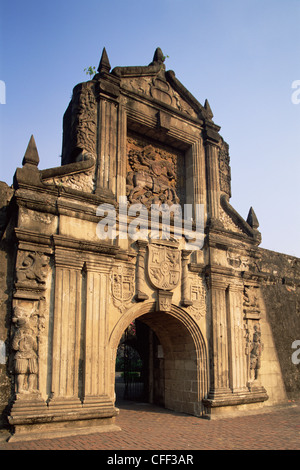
(115, 319), (164, 407)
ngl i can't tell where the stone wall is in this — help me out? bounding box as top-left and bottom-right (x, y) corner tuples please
(259, 248), (300, 399)
(0, 182), (15, 427)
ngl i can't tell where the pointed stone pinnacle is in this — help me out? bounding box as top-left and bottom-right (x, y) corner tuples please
(22, 135), (39, 168)
(247, 207), (259, 230)
(152, 47), (165, 64)
(204, 99), (214, 119)
(97, 47), (111, 74)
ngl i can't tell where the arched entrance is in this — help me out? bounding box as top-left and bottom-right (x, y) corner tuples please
(110, 302), (208, 417)
(115, 320), (149, 403)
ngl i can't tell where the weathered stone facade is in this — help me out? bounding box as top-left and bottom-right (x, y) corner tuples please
(0, 48), (299, 440)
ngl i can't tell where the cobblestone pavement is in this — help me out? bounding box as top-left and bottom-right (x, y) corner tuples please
(0, 400), (299, 451)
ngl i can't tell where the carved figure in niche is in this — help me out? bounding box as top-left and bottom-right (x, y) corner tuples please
(249, 325), (262, 382)
(12, 316), (38, 394)
(126, 139), (182, 208)
(16, 252), (48, 286)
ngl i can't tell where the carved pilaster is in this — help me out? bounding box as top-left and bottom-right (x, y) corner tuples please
(186, 140), (207, 225)
(49, 249), (84, 408)
(116, 103), (127, 200)
(135, 240), (149, 301)
(181, 250), (193, 307)
(227, 282), (248, 393)
(83, 258), (114, 406)
(206, 273), (230, 395)
(204, 128), (220, 223)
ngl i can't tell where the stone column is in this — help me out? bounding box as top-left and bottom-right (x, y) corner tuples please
(82, 258), (114, 407)
(227, 282), (248, 393)
(49, 250), (83, 409)
(205, 271), (231, 401)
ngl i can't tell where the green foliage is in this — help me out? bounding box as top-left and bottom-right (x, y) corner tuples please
(84, 66), (96, 78)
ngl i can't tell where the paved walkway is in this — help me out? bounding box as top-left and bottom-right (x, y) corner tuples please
(0, 400), (299, 451)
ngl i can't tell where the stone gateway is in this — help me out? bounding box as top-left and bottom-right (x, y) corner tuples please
(0, 48), (299, 441)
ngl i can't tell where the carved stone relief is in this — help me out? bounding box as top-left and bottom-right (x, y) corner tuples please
(245, 322), (263, 386)
(43, 168), (95, 193)
(243, 285), (260, 319)
(148, 243), (181, 291)
(16, 252), (48, 287)
(227, 250), (263, 273)
(11, 303), (45, 395)
(219, 207), (243, 234)
(187, 277), (207, 321)
(124, 76), (198, 118)
(227, 250), (249, 269)
(157, 290), (173, 312)
(126, 136), (185, 208)
(111, 264), (135, 314)
(243, 284), (263, 388)
(218, 138), (231, 198)
(72, 82), (97, 157)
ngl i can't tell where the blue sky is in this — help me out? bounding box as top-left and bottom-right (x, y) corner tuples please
(0, 0), (299, 257)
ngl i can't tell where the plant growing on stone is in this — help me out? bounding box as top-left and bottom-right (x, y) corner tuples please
(84, 66), (96, 77)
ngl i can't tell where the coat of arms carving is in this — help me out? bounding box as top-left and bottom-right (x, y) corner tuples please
(148, 244), (181, 291)
(111, 264), (135, 313)
(187, 279), (206, 320)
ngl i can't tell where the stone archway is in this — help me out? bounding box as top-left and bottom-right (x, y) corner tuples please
(110, 302), (209, 417)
